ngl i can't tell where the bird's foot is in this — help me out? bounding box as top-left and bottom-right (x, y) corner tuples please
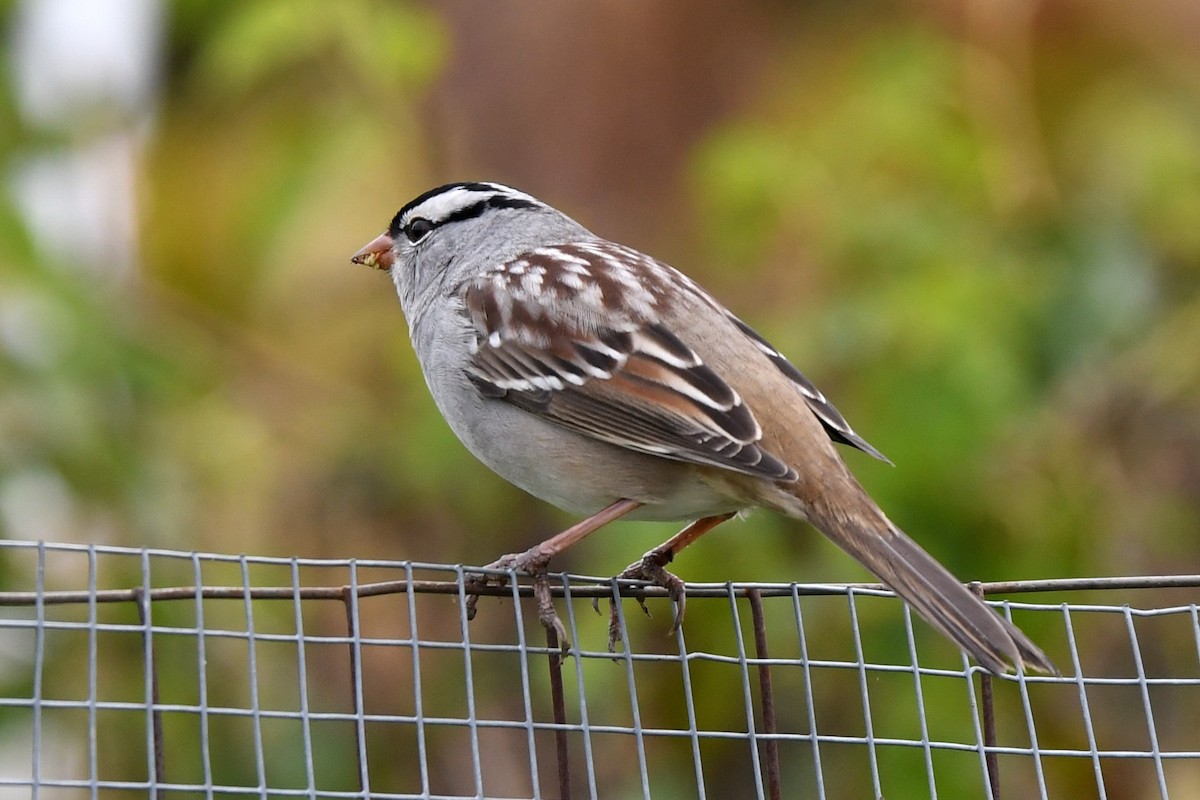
(464, 547), (569, 651)
(463, 552), (518, 621)
(600, 546), (687, 653)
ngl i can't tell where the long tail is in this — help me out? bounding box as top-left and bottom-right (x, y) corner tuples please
(797, 477), (1057, 675)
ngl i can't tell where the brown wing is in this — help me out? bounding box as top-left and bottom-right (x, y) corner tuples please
(461, 241), (797, 481)
(724, 314), (892, 464)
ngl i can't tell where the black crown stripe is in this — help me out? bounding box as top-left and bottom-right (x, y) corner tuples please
(390, 185), (539, 240)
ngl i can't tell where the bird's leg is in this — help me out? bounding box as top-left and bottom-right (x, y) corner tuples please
(464, 498), (642, 645)
(604, 513), (736, 651)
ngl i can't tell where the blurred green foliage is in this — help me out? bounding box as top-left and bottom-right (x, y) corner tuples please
(2, 1), (1200, 796)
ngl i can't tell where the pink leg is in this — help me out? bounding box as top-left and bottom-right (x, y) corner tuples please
(606, 513), (737, 649)
(465, 498), (643, 643)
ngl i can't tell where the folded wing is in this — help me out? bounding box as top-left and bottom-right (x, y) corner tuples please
(461, 242), (797, 481)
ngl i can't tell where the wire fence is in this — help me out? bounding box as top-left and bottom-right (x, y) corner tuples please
(0, 539), (1198, 799)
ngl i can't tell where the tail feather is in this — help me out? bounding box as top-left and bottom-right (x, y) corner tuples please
(872, 521), (1056, 674)
(803, 486), (1057, 675)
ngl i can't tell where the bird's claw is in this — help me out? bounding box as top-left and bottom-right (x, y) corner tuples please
(463, 552), (519, 621)
(464, 548), (570, 652)
(532, 575), (570, 654)
(604, 547), (688, 652)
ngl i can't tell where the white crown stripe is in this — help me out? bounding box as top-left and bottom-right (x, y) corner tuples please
(403, 183), (541, 227)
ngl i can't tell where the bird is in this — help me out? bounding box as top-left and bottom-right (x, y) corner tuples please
(352, 180), (1056, 675)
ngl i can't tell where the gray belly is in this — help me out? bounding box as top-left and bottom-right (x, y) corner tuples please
(423, 360), (746, 522)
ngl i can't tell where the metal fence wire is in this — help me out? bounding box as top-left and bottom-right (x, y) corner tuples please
(0, 540), (1198, 799)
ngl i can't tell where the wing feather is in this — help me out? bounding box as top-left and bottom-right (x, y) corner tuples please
(725, 315), (892, 464)
(462, 242), (797, 481)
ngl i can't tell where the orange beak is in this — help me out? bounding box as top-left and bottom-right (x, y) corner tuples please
(351, 232), (395, 270)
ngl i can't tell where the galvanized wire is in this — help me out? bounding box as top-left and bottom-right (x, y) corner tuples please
(0, 539), (1197, 799)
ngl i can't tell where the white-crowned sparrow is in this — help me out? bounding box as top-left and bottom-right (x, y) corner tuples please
(353, 181), (1056, 675)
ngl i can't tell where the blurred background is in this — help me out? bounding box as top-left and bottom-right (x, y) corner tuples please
(2, 0), (1199, 797)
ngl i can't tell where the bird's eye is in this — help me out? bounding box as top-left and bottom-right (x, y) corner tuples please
(404, 217), (435, 243)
